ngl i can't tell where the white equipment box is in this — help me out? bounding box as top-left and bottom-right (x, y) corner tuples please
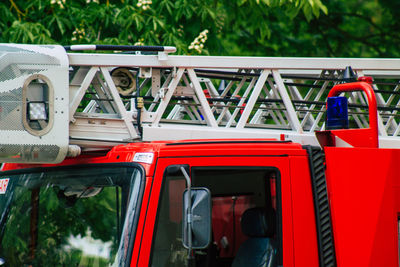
(0, 44), (69, 163)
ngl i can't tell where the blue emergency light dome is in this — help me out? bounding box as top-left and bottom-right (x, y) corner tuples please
(326, 96), (349, 130)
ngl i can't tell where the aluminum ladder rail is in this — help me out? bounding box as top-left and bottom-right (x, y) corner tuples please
(67, 52), (400, 149)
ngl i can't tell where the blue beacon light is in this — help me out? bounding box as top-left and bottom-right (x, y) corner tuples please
(326, 96), (349, 130)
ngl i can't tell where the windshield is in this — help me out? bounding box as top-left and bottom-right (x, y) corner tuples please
(0, 164), (142, 266)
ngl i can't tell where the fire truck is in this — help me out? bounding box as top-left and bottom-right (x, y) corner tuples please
(0, 44), (399, 267)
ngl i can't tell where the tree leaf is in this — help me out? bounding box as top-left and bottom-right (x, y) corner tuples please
(303, 3), (313, 21)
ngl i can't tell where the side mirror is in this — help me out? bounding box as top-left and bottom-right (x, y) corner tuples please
(182, 187), (212, 249)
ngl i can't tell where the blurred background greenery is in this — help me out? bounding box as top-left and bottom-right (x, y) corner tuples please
(0, 0), (398, 57)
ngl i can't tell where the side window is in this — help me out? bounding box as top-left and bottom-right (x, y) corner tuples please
(150, 171), (187, 267)
(212, 195), (256, 258)
(193, 167), (281, 267)
(150, 166), (281, 267)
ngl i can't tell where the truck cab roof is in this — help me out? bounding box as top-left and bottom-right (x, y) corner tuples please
(1, 139), (307, 175)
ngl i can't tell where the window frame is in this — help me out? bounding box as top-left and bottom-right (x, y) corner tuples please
(149, 164), (283, 266)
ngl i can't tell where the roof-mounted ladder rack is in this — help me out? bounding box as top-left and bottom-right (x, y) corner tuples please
(1, 44), (400, 163)
(67, 51), (400, 150)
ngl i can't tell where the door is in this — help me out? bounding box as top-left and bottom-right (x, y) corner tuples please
(137, 155), (294, 267)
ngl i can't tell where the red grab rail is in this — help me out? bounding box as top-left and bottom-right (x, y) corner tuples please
(317, 81), (379, 148)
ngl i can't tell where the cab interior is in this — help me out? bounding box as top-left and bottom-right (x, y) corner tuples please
(151, 166), (281, 267)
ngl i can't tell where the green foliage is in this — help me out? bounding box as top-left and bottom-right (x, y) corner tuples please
(0, 0), (397, 57)
(273, 0), (400, 57)
(5, 21), (54, 43)
(0, 0), (327, 55)
(1, 186), (119, 266)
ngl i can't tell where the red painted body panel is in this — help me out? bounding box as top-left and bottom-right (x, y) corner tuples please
(130, 175), (153, 267)
(157, 139), (306, 158)
(325, 147), (400, 267)
(3, 138), (399, 266)
(289, 155), (319, 266)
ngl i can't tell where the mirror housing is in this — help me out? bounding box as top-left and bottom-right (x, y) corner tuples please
(182, 187), (212, 249)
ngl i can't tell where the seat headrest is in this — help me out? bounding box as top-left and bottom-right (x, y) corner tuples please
(241, 207), (275, 238)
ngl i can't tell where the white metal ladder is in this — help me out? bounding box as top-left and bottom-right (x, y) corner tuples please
(67, 53), (400, 149)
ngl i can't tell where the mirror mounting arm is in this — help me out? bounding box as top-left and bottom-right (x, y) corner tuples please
(180, 167), (195, 263)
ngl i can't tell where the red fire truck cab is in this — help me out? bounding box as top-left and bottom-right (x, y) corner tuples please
(1, 136), (399, 267)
